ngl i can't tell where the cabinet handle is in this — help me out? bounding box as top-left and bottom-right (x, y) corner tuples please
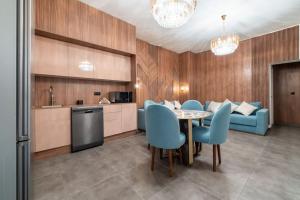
(85, 110), (94, 113)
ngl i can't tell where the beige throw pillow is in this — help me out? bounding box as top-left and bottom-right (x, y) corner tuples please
(235, 101), (257, 116)
(207, 101), (222, 113)
(223, 99), (238, 113)
(164, 100), (175, 110)
(173, 100), (181, 109)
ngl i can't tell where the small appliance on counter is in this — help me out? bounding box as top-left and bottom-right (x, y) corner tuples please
(99, 97), (111, 105)
(109, 91), (132, 103)
(71, 105), (104, 152)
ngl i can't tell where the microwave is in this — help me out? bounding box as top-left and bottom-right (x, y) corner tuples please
(109, 92), (133, 103)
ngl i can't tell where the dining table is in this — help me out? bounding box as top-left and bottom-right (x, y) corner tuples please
(173, 109), (212, 165)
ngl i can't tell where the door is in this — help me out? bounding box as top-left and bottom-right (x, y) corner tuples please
(0, 0), (17, 199)
(273, 62), (300, 126)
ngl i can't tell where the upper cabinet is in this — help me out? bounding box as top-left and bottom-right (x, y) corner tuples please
(32, 36), (69, 76)
(35, 0), (69, 36)
(32, 36), (132, 82)
(35, 0), (136, 55)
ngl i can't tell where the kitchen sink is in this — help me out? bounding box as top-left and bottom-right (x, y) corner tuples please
(41, 105), (63, 109)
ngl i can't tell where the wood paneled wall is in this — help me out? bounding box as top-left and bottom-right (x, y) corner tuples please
(34, 76), (128, 107)
(136, 39), (179, 107)
(252, 26), (299, 107)
(179, 26), (299, 107)
(179, 52), (196, 102)
(35, 0), (136, 55)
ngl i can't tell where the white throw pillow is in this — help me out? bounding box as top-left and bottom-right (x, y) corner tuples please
(164, 100), (175, 110)
(173, 100), (181, 109)
(207, 101), (222, 113)
(223, 99), (238, 113)
(235, 101), (257, 116)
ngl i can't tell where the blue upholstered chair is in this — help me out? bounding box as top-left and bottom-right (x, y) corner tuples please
(144, 100), (157, 149)
(146, 104), (186, 176)
(181, 100), (204, 127)
(192, 103), (231, 171)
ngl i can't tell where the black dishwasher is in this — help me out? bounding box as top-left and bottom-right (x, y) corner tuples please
(71, 106), (104, 152)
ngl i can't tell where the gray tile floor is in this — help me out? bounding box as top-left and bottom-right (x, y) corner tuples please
(32, 126), (300, 200)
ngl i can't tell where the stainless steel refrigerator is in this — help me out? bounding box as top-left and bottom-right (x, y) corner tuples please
(0, 0), (31, 199)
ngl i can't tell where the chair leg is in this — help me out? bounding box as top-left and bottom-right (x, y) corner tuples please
(168, 149), (173, 177)
(213, 145), (217, 172)
(179, 147), (183, 164)
(199, 142), (202, 152)
(217, 144), (221, 164)
(195, 142), (199, 156)
(151, 147), (156, 171)
(160, 148), (163, 159)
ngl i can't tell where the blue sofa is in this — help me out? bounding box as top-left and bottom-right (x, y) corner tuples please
(203, 101), (269, 135)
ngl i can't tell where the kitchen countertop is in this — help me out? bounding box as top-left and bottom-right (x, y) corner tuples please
(33, 102), (136, 110)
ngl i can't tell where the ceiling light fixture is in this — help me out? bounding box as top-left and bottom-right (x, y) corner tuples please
(151, 0), (197, 28)
(211, 15), (240, 56)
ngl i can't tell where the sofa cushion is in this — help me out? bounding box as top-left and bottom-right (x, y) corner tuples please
(207, 101), (222, 113)
(230, 114), (257, 127)
(233, 101), (262, 115)
(224, 99), (239, 113)
(164, 100), (175, 110)
(174, 100), (181, 109)
(235, 102), (258, 116)
(204, 113), (257, 127)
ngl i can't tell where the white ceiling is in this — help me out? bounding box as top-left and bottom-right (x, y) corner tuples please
(80, 0), (300, 53)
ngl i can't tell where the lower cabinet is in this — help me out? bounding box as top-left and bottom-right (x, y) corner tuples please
(103, 103), (137, 137)
(103, 105), (123, 137)
(122, 103), (137, 132)
(33, 103), (137, 152)
(34, 107), (71, 152)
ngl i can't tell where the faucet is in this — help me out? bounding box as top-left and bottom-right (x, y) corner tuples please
(49, 85), (55, 106)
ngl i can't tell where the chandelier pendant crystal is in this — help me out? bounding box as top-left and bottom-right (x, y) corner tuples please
(151, 0), (197, 29)
(211, 15), (240, 56)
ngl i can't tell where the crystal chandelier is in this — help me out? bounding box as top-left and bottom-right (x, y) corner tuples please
(151, 0), (197, 28)
(211, 15), (240, 56)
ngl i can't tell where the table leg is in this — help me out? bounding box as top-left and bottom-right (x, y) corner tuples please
(188, 119), (193, 165)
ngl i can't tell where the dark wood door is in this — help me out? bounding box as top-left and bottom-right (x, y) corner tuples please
(273, 62), (300, 126)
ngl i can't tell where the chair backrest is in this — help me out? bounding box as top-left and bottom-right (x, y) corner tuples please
(181, 100), (203, 111)
(144, 100), (157, 111)
(209, 103), (231, 144)
(145, 104), (181, 149)
(144, 100), (157, 132)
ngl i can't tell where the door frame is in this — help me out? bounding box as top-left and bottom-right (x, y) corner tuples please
(269, 59), (300, 127)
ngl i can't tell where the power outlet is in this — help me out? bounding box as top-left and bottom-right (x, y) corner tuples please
(94, 91), (101, 96)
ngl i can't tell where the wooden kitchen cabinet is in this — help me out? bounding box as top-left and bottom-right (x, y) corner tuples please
(35, 0), (136, 54)
(33, 104), (137, 152)
(93, 50), (131, 81)
(35, 0), (69, 36)
(103, 103), (137, 137)
(32, 36), (69, 76)
(68, 0), (89, 41)
(34, 108), (71, 152)
(86, 6), (106, 47)
(122, 103), (137, 132)
(103, 104), (122, 137)
(68, 44), (95, 79)
(32, 36), (132, 81)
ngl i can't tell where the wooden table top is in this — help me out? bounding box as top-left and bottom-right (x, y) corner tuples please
(173, 110), (212, 120)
